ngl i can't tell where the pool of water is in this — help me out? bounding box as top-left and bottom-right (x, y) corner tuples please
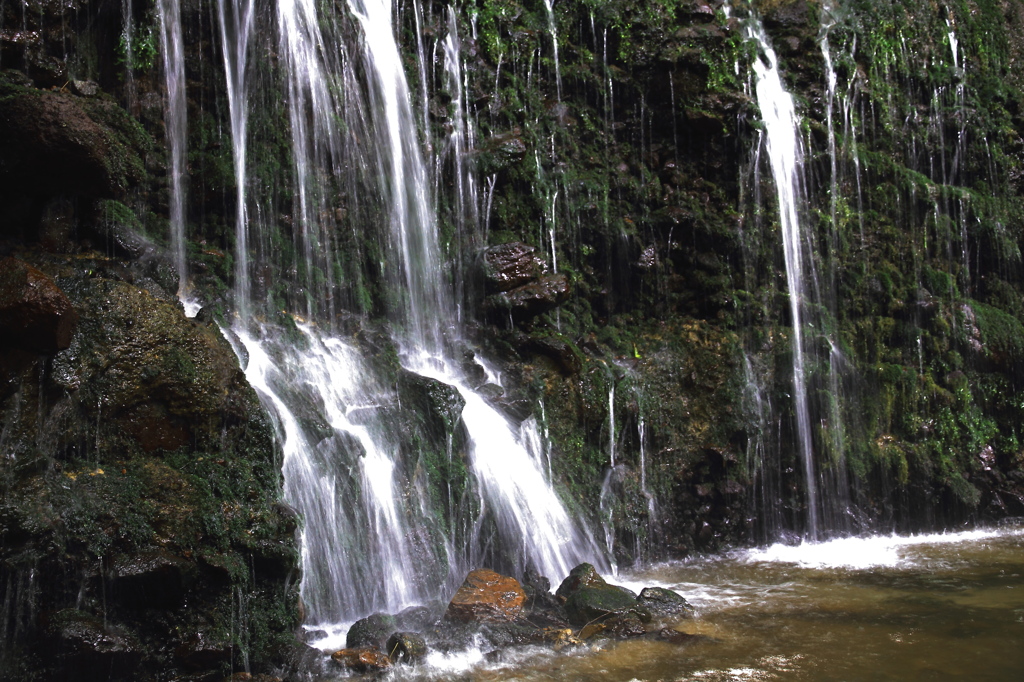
(320, 523), (1024, 680)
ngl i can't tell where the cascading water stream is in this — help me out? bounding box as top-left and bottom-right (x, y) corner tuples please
(156, 0), (198, 315)
(542, 0), (562, 102)
(210, 0), (605, 629)
(216, 0), (257, 320)
(745, 14), (819, 539)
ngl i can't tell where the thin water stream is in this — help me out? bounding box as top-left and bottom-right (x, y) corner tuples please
(338, 525), (1024, 681)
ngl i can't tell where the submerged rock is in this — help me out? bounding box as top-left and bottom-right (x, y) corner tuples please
(638, 586), (695, 619)
(444, 568), (527, 623)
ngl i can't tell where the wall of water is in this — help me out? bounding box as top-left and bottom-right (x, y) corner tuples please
(199, 0), (607, 627)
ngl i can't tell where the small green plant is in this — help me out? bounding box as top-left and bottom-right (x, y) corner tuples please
(117, 13), (159, 73)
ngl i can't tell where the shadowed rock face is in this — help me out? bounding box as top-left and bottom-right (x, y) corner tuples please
(0, 77), (147, 201)
(0, 253), (300, 681)
(0, 257), (78, 352)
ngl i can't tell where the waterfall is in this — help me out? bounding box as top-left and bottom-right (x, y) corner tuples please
(745, 16), (820, 539)
(156, 0), (197, 315)
(229, 326), (426, 620)
(216, 0), (257, 320)
(608, 384), (616, 468)
(205, 0), (606, 627)
(542, 0), (562, 102)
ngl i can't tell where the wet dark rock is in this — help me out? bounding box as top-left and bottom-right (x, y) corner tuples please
(0, 257), (78, 352)
(477, 382), (505, 400)
(174, 633), (233, 671)
(331, 647), (393, 672)
(108, 550), (196, 609)
(385, 631), (427, 664)
(479, 621), (579, 649)
(563, 586), (651, 627)
(249, 538), (300, 579)
(484, 273), (571, 323)
(43, 609), (143, 679)
(655, 628), (711, 646)
(222, 673), (284, 682)
(0, 76), (148, 199)
(482, 242), (546, 293)
(90, 202), (161, 262)
(637, 586), (695, 619)
(280, 641), (331, 678)
(444, 568), (527, 623)
(763, 0), (814, 31)
(524, 334), (583, 375)
(70, 79), (99, 97)
(554, 563), (608, 601)
(480, 131), (527, 169)
(346, 612), (397, 650)
(603, 612), (648, 639)
(395, 603), (442, 631)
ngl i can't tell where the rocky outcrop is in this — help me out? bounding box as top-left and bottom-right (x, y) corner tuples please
(0, 257), (78, 352)
(0, 251), (300, 681)
(0, 73), (148, 201)
(443, 568), (527, 623)
(480, 243), (573, 323)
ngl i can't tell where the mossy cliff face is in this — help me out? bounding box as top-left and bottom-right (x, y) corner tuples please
(2, 6), (299, 679)
(0, 251), (300, 681)
(435, 0), (1024, 551)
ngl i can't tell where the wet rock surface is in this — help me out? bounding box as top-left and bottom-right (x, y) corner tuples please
(346, 613), (398, 650)
(482, 242), (547, 293)
(0, 253), (299, 681)
(444, 568), (528, 623)
(295, 564), (696, 677)
(0, 257), (78, 352)
(330, 647), (393, 672)
(3, 0), (1024, 679)
(385, 631), (428, 664)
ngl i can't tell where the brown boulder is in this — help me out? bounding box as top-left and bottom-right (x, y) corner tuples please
(0, 257), (78, 352)
(330, 648), (392, 672)
(444, 568), (527, 623)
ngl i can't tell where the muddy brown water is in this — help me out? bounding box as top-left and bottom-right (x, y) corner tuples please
(354, 524), (1024, 681)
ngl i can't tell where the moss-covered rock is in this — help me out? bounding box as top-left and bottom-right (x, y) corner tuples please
(0, 250), (299, 681)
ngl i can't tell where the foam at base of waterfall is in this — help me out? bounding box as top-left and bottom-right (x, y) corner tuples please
(179, 294), (202, 318)
(740, 527), (1012, 570)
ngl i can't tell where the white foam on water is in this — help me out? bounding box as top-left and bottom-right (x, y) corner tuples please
(305, 622), (351, 653)
(741, 527), (1010, 570)
(420, 644), (488, 675)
